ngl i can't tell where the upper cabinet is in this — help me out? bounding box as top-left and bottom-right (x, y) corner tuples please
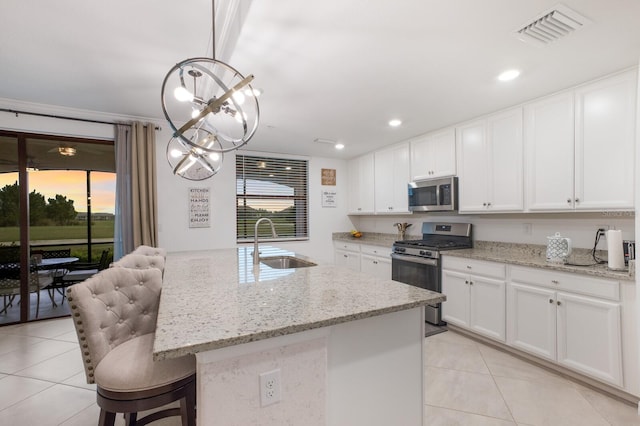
(457, 107), (524, 213)
(374, 143), (411, 214)
(347, 153), (375, 214)
(526, 70), (636, 211)
(410, 127), (456, 180)
(574, 71), (636, 210)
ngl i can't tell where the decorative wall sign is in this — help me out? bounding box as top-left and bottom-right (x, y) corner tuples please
(321, 168), (336, 186)
(322, 189), (337, 207)
(189, 187), (210, 228)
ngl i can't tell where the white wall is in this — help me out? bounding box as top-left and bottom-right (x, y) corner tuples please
(0, 99), (352, 264)
(350, 212), (635, 249)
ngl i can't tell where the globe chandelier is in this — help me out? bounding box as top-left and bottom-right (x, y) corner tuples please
(161, 0), (260, 180)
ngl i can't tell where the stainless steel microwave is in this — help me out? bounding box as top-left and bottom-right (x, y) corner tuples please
(408, 176), (457, 212)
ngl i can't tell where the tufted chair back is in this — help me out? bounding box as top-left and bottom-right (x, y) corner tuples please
(132, 245), (167, 259)
(111, 254), (165, 273)
(67, 267), (162, 384)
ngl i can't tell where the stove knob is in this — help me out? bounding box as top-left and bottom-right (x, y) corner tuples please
(396, 247), (405, 253)
(419, 250), (431, 256)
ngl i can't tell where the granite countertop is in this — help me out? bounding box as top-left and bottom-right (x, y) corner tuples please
(332, 233), (635, 282)
(442, 241), (635, 282)
(153, 246), (444, 360)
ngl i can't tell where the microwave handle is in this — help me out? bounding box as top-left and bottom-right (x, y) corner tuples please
(436, 184), (441, 206)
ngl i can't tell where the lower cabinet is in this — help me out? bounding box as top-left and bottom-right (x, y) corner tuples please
(333, 242), (392, 279)
(334, 242), (361, 272)
(441, 258), (506, 342)
(360, 244), (392, 280)
(508, 268), (623, 387)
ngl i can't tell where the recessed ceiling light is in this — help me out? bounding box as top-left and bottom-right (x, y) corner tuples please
(498, 69), (521, 82)
(388, 119), (402, 127)
(335, 143), (345, 150)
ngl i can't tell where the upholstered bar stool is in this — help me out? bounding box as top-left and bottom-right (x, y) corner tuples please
(132, 245), (167, 259)
(111, 254), (165, 274)
(67, 267), (195, 426)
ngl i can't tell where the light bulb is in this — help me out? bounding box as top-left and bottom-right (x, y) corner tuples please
(388, 119), (402, 127)
(335, 143), (345, 150)
(191, 108), (201, 118)
(498, 69), (520, 81)
(170, 149), (183, 158)
(232, 91), (245, 105)
(174, 86), (194, 102)
(209, 152), (220, 161)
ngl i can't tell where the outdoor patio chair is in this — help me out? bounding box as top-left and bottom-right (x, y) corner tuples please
(67, 267), (196, 426)
(48, 249), (112, 305)
(0, 257), (53, 318)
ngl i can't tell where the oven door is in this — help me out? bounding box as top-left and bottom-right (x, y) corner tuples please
(391, 253), (442, 325)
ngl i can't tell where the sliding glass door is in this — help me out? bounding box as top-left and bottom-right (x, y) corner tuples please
(0, 132), (115, 325)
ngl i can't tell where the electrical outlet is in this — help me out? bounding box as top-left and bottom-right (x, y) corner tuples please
(522, 223), (532, 235)
(259, 369), (281, 406)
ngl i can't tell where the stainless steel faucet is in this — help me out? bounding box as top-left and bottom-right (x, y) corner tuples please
(253, 217), (278, 265)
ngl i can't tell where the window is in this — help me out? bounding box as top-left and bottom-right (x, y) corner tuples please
(236, 154), (308, 242)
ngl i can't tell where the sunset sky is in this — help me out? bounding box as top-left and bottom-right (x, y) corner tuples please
(0, 171), (116, 213)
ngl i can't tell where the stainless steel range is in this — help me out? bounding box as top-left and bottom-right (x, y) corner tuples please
(391, 222), (472, 325)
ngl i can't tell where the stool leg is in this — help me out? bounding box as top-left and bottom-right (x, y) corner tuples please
(98, 408), (116, 426)
(181, 380), (197, 426)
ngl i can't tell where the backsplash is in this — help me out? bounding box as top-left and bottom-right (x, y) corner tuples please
(348, 212), (635, 250)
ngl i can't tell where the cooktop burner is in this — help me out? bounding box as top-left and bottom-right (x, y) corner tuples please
(392, 222), (473, 256)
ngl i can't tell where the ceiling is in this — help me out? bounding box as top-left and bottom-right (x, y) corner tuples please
(1, 0), (639, 160)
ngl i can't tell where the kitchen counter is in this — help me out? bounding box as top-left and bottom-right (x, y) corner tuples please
(332, 233), (635, 282)
(154, 246), (443, 425)
(154, 246), (443, 360)
(443, 241), (635, 282)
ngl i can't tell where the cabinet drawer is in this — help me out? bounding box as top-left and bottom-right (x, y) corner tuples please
(360, 244), (392, 258)
(510, 266), (620, 301)
(442, 256), (506, 279)
(333, 241), (361, 252)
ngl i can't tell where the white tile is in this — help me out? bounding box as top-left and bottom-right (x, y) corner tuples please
(58, 403), (102, 426)
(425, 366), (513, 421)
(0, 333), (46, 356)
(425, 405), (517, 425)
(0, 383), (94, 426)
(54, 330), (80, 343)
(8, 317), (75, 339)
(427, 329), (479, 347)
(0, 339), (77, 374)
(61, 371), (96, 391)
(575, 386), (640, 426)
(425, 338), (490, 374)
(477, 344), (570, 386)
(0, 375), (54, 411)
(15, 347), (84, 383)
(494, 376), (610, 426)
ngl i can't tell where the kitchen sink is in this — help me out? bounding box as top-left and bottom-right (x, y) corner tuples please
(260, 255), (317, 269)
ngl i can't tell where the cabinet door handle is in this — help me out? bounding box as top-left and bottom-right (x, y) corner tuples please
(469, 281), (473, 285)
(466, 265), (472, 269)
(549, 299), (554, 304)
(487, 202), (491, 207)
(575, 198), (580, 203)
(567, 198), (572, 203)
(551, 280), (559, 284)
(465, 280), (469, 284)
(343, 254), (348, 258)
(373, 260), (378, 264)
(557, 300), (562, 306)
(482, 202), (487, 206)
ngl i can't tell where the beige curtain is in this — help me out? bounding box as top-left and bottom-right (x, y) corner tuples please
(114, 122), (158, 259)
(131, 122), (158, 248)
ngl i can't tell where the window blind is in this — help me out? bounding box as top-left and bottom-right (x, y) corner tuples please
(236, 154), (309, 241)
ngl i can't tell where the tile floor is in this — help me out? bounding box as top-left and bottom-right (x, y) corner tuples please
(0, 317), (637, 425)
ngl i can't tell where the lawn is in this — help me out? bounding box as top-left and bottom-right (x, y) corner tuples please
(0, 220), (114, 242)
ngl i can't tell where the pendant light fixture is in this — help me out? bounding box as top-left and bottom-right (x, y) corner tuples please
(161, 0), (260, 180)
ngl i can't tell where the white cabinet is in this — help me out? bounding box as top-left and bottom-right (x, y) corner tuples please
(360, 245), (392, 280)
(457, 107), (523, 213)
(574, 71), (636, 210)
(524, 91), (575, 211)
(410, 127), (456, 180)
(347, 153), (375, 214)
(374, 143), (410, 214)
(507, 266), (623, 386)
(525, 70), (636, 211)
(334, 242), (361, 271)
(441, 257), (506, 342)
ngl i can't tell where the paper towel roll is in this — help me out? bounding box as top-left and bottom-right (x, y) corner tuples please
(607, 230), (625, 270)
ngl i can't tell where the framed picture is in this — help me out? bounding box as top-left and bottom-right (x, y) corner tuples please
(322, 189), (337, 207)
(189, 187), (210, 228)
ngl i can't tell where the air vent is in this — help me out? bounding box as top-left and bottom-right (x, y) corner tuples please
(515, 4), (591, 46)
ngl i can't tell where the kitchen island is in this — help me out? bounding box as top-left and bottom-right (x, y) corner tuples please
(154, 246), (444, 425)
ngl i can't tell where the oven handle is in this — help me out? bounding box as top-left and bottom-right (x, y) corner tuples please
(391, 253), (438, 266)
